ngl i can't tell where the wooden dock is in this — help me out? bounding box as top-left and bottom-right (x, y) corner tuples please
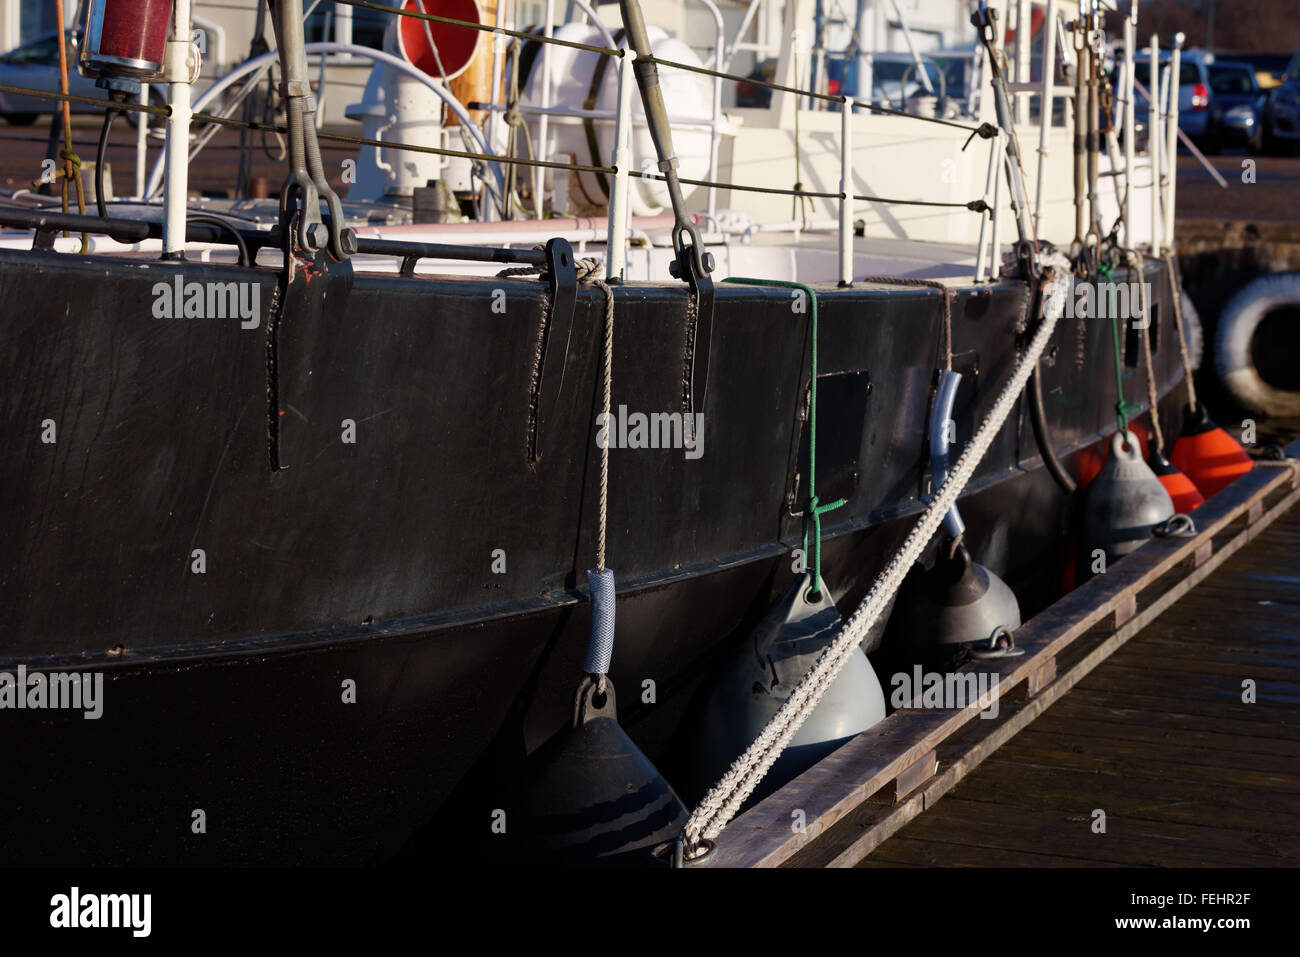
(698, 436), (1300, 868)
(859, 499), (1300, 868)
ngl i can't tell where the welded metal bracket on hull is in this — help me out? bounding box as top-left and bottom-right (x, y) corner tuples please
(267, 246), (355, 472)
(678, 252), (715, 420)
(531, 238), (578, 462)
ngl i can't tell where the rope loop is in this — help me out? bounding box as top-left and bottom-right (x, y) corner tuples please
(1154, 513), (1197, 538)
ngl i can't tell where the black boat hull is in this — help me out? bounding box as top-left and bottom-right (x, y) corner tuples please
(0, 249), (1186, 863)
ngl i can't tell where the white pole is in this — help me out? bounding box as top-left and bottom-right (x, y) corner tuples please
(854, 0), (873, 105)
(534, 0), (555, 220)
(1034, 0), (1058, 235)
(1015, 0), (1032, 124)
(606, 49), (636, 283)
(483, 0), (506, 221)
(1122, 14), (1135, 250)
(336, 2), (353, 48)
(163, 0), (195, 256)
(989, 129), (1003, 281)
(839, 95), (853, 286)
(1148, 34), (1160, 255)
(135, 81), (148, 200)
(975, 130), (998, 282)
(1165, 33), (1183, 250)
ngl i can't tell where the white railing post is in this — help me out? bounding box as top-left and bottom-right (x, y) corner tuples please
(1122, 12), (1135, 249)
(483, 0), (507, 221)
(135, 81), (149, 200)
(534, 0), (555, 220)
(1034, 0), (1058, 236)
(1015, 0), (1032, 124)
(1148, 33), (1161, 255)
(975, 128), (998, 282)
(839, 95), (853, 286)
(988, 130), (1004, 281)
(606, 48), (636, 283)
(163, 0), (195, 256)
(1165, 32), (1183, 251)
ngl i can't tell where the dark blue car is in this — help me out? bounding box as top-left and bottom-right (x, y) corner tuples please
(1208, 61), (1267, 153)
(1262, 50), (1300, 155)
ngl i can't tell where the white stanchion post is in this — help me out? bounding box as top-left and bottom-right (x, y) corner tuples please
(1122, 12), (1135, 248)
(989, 128), (1003, 281)
(1034, 0), (1058, 236)
(606, 49), (636, 283)
(975, 129), (998, 282)
(838, 95), (853, 286)
(135, 81), (149, 201)
(1165, 33), (1183, 251)
(535, 0), (555, 220)
(162, 0), (196, 257)
(1148, 33), (1161, 255)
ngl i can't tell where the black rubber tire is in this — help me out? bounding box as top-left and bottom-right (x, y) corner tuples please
(1214, 272), (1300, 416)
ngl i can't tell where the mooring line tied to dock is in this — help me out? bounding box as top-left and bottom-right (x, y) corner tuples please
(680, 252), (1073, 860)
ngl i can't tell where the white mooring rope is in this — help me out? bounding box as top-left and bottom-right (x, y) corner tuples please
(683, 253), (1072, 852)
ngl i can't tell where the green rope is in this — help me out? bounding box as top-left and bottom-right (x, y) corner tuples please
(1099, 262), (1138, 439)
(723, 277), (845, 599)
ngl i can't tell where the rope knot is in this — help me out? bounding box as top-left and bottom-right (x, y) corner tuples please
(961, 122), (998, 151)
(59, 149), (82, 170)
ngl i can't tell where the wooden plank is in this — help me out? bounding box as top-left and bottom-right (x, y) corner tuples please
(1058, 686), (1300, 724)
(1007, 656), (1057, 700)
(959, 759), (1300, 831)
(1184, 541), (1213, 568)
(1008, 728), (1300, 787)
(867, 749), (937, 804)
(867, 796), (1300, 867)
(700, 456), (1300, 868)
(1028, 710), (1300, 758)
(1042, 696), (1300, 743)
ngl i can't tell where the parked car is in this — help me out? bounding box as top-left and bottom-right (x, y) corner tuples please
(1131, 49), (1214, 148)
(1261, 50), (1300, 156)
(1224, 52), (1294, 91)
(738, 53), (953, 113)
(0, 31), (105, 125)
(1207, 60), (1267, 152)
